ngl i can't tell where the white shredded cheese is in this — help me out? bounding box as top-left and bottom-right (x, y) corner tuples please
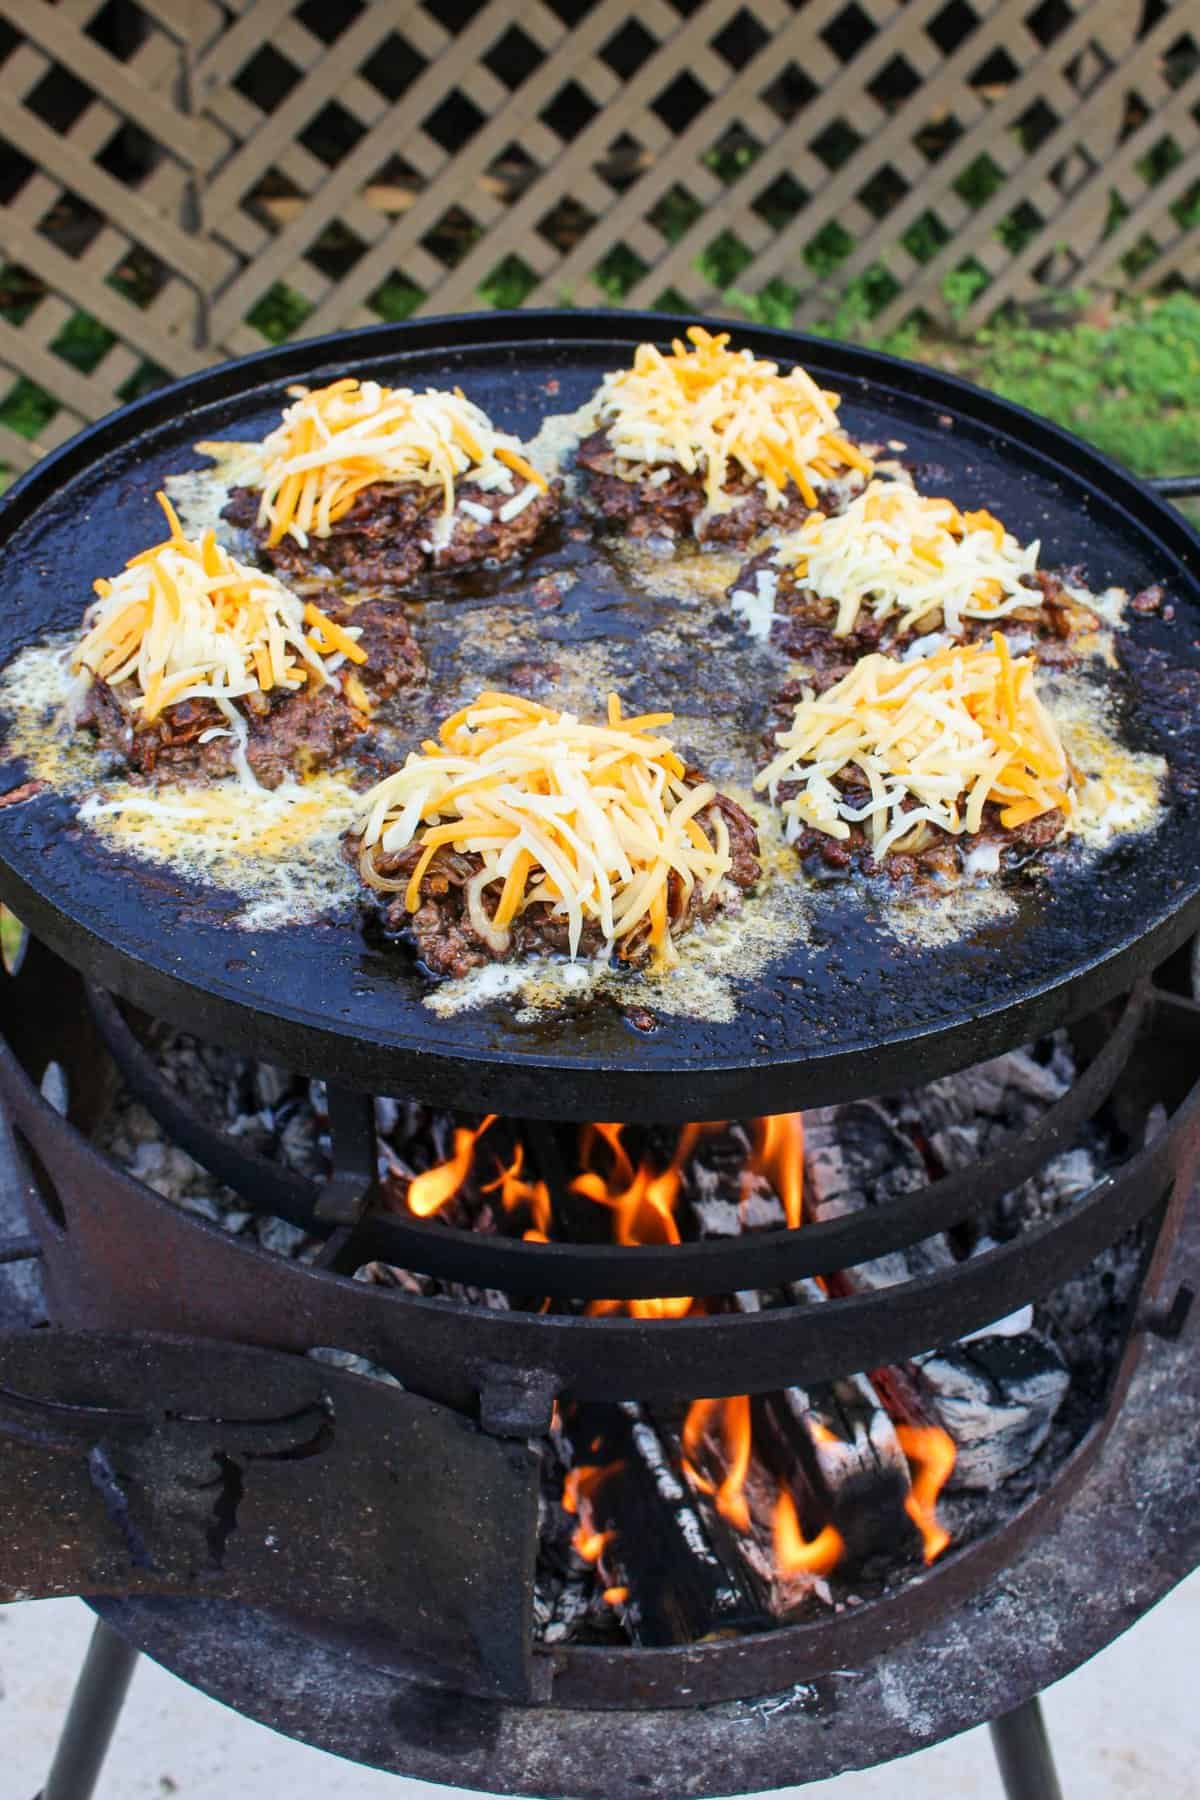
(353, 692), (739, 969)
(71, 494), (364, 788)
(772, 481), (1042, 638)
(498, 482), (541, 523)
(755, 640), (1073, 859)
(593, 325), (872, 514)
(253, 377), (547, 547)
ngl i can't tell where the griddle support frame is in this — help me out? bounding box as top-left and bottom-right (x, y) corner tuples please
(989, 1695), (1064, 1800)
(36, 1616), (139, 1800)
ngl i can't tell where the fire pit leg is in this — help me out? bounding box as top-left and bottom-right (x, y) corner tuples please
(35, 1617), (139, 1800)
(988, 1695), (1064, 1800)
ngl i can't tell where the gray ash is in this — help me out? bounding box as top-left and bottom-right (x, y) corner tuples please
(92, 1020), (1143, 1649)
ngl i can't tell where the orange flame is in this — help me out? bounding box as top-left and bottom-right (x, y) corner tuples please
(896, 1424), (956, 1564)
(573, 1525), (615, 1562)
(682, 1395), (753, 1533)
(406, 1115), (496, 1217)
(772, 1489), (844, 1576)
(562, 1461), (623, 1515)
(747, 1112), (804, 1229)
(563, 1461), (623, 1565)
(574, 1124), (697, 1320)
(602, 1585), (629, 1606)
(482, 1140), (552, 1240)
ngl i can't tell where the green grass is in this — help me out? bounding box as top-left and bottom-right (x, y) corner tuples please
(246, 281), (313, 343)
(908, 291), (1200, 480)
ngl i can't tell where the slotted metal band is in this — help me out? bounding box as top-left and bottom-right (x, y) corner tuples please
(88, 980), (1148, 1300)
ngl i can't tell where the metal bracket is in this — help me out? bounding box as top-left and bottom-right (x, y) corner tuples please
(313, 1085), (377, 1224)
(0, 1329), (541, 1701)
(478, 1363), (560, 1437)
(1138, 1283), (1195, 1342)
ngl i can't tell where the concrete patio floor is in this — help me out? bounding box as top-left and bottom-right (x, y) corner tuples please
(3, 1575), (1196, 1798)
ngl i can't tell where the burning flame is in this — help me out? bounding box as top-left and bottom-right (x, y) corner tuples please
(563, 1461), (623, 1565)
(406, 1115), (496, 1217)
(562, 1461), (623, 1515)
(574, 1123), (703, 1320)
(772, 1489), (844, 1577)
(683, 1393), (847, 1580)
(404, 1114), (803, 1292)
(746, 1112), (804, 1229)
(574, 1525), (615, 1562)
(482, 1140), (552, 1240)
(681, 1395), (752, 1533)
(602, 1585), (629, 1606)
(896, 1424), (956, 1564)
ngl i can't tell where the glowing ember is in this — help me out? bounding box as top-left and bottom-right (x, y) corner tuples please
(406, 1115), (496, 1217)
(772, 1490), (844, 1577)
(746, 1112), (804, 1229)
(482, 1140), (552, 1240)
(602, 1585), (629, 1606)
(896, 1423), (957, 1563)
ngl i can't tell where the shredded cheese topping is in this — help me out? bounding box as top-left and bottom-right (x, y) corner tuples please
(353, 692), (738, 968)
(72, 492), (364, 783)
(755, 637), (1073, 860)
(252, 377), (547, 548)
(772, 480), (1041, 638)
(593, 326), (872, 515)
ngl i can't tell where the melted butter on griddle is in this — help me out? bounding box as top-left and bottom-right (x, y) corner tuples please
(615, 538), (746, 606)
(525, 402), (597, 495)
(0, 635), (360, 930)
(167, 443), (266, 544)
(426, 793), (811, 1026)
(78, 776), (360, 932)
(0, 419), (1174, 1010)
(1048, 680), (1166, 844)
(1, 640), (97, 788)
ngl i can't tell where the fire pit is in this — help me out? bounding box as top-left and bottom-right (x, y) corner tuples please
(0, 316), (1198, 1800)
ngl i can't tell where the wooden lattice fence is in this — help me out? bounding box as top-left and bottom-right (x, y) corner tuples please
(0, 0), (1197, 471)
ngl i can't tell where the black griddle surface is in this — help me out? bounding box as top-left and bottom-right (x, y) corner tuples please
(0, 312), (1197, 1120)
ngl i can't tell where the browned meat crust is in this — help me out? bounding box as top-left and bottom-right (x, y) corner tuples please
(575, 428), (854, 545)
(762, 725), (1065, 888)
(346, 785), (761, 979)
(223, 476), (562, 585)
(733, 555), (1100, 689)
(75, 591), (423, 790)
(785, 802), (1065, 887)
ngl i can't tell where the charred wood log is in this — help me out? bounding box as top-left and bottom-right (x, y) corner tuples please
(671, 1382), (842, 1619)
(738, 1285), (917, 1560)
(912, 1333), (1071, 1490)
(567, 1402), (769, 1646)
(803, 1102), (955, 1291)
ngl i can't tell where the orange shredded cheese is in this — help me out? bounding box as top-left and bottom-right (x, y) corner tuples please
(755, 636), (1073, 858)
(592, 326), (872, 518)
(353, 692), (738, 968)
(252, 377), (545, 549)
(768, 480), (1042, 638)
(72, 493), (363, 782)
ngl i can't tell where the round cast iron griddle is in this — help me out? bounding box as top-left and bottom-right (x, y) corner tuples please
(0, 311), (1198, 1122)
